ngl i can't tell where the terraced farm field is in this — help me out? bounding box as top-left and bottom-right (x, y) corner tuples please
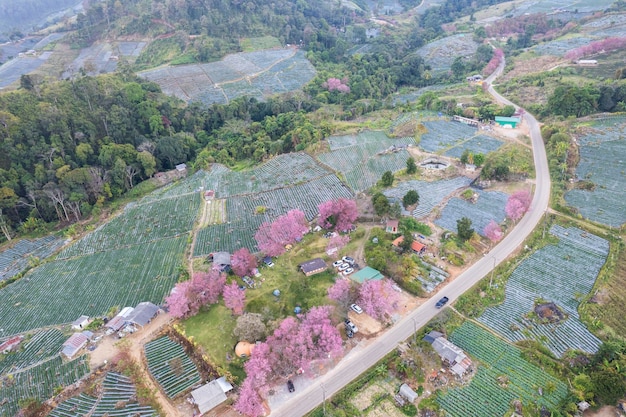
(420, 120), (503, 157)
(0, 237), (186, 336)
(0, 329), (65, 375)
(478, 226), (608, 356)
(439, 322), (568, 417)
(435, 189), (508, 236)
(0, 235), (65, 281)
(382, 177), (473, 219)
(140, 49), (315, 105)
(416, 34), (478, 72)
(564, 118), (626, 227)
(145, 336), (201, 398)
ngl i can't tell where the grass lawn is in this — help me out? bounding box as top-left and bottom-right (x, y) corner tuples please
(240, 36), (281, 52)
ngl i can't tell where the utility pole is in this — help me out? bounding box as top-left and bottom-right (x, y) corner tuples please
(490, 256), (496, 288)
(321, 383), (327, 416)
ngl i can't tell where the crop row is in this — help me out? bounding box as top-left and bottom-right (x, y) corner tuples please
(564, 120), (626, 227)
(0, 355), (90, 417)
(194, 174), (353, 255)
(323, 130), (414, 153)
(438, 322), (568, 417)
(444, 135), (504, 159)
(343, 151), (411, 192)
(416, 34), (478, 71)
(0, 236), (65, 281)
(58, 195), (200, 258)
(0, 237), (186, 337)
(0, 329), (65, 375)
(383, 176), (472, 219)
(478, 226), (608, 356)
(141, 165), (231, 204)
(434, 189), (508, 237)
(145, 336), (201, 398)
(533, 37), (595, 56)
(419, 120), (478, 154)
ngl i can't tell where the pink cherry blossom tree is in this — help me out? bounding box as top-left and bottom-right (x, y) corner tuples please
(357, 279), (400, 321)
(318, 199), (358, 232)
(323, 77), (350, 93)
(164, 281), (192, 318)
(254, 209), (309, 256)
(565, 37), (626, 61)
(223, 282), (245, 315)
(327, 278), (353, 307)
(505, 190), (531, 221)
(234, 378), (266, 417)
(326, 234), (349, 256)
(483, 220), (503, 243)
(164, 270), (226, 318)
(298, 306), (343, 365)
(231, 247), (257, 277)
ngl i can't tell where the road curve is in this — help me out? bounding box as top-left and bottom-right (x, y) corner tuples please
(270, 57), (551, 417)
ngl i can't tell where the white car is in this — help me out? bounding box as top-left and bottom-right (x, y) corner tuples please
(342, 256), (355, 264)
(350, 303), (363, 314)
(342, 267), (354, 276)
(333, 260), (344, 268)
(338, 263), (350, 272)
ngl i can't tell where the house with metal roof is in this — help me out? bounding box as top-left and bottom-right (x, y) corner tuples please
(494, 116), (520, 128)
(424, 331), (472, 377)
(71, 315), (91, 330)
(61, 332), (90, 358)
(126, 302), (160, 327)
(299, 258), (327, 276)
(191, 377), (234, 414)
(399, 384), (418, 403)
(350, 266), (384, 283)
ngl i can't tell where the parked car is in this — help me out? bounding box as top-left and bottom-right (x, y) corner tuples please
(342, 256), (355, 265)
(338, 263), (350, 272)
(342, 267), (354, 276)
(333, 260), (344, 268)
(287, 380), (295, 393)
(350, 303), (363, 314)
(344, 319), (358, 333)
(435, 296), (449, 309)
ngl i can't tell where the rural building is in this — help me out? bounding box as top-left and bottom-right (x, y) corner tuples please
(0, 335), (24, 354)
(175, 163), (187, 172)
(126, 302), (159, 327)
(399, 384), (418, 403)
(466, 74), (482, 82)
(191, 377), (234, 414)
(392, 236), (426, 254)
(453, 115), (479, 127)
(71, 315), (91, 330)
(210, 252), (231, 271)
(204, 190), (215, 200)
(386, 219), (399, 233)
(61, 332), (91, 358)
(424, 331), (472, 377)
(576, 59), (597, 66)
(105, 306), (135, 331)
(350, 266), (384, 283)
(299, 258), (327, 276)
(494, 116), (520, 128)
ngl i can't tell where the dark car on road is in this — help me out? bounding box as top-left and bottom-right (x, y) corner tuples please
(287, 380), (295, 392)
(435, 296), (449, 308)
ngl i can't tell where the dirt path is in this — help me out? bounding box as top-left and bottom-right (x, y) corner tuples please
(88, 313), (184, 417)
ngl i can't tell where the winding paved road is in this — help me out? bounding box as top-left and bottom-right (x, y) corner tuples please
(270, 57), (551, 417)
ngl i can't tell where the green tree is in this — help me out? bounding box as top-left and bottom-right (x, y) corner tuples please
(457, 217), (474, 242)
(406, 157), (417, 174)
(372, 192), (390, 217)
(402, 190), (419, 208)
(399, 233), (414, 252)
(473, 153), (485, 167)
(380, 170), (394, 187)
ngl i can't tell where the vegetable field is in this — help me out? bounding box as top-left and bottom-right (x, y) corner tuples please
(444, 135), (504, 159)
(145, 336), (201, 398)
(0, 235), (65, 281)
(438, 322), (568, 417)
(383, 177), (472, 219)
(0, 355), (90, 417)
(0, 237), (186, 336)
(416, 34), (478, 72)
(0, 56), (48, 88)
(0, 329), (65, 375)
(533, 37), (595, 56)
(420, 120), (503, 157)
(140, 49), (315, 105)
(49, 372), (157, 417)
(564, 119), (626, 227)
(478, 226), (608, 356)
(509, 0), (614, 15)
(435, 189), (508, 236)
(318, 131), (415, 192)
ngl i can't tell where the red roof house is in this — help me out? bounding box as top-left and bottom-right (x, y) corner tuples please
(0, 335), (24, 353)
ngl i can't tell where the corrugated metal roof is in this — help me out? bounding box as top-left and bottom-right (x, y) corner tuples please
(126, 302), (159, 326)
(191, 380), (228, 414)
(299, 258), (326, 274)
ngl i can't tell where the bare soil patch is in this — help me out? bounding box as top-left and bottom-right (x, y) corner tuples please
(583, 406), (621, 417)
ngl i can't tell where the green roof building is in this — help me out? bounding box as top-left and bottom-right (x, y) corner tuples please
(350, 266), (384, 283)
(494, 116), (520, 128)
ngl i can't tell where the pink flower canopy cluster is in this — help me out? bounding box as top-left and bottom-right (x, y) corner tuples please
(505, 190), (531, 221)
(323, 77), (350, 93)
(254, 209), (308, 257)
(318, 198), (358, 232)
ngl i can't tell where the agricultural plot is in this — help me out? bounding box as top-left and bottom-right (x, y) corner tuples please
(419, 120), (481, 154)
(478, 226), (608, 356)
(140, 165), (231, 204)
(365, 0), (403, 14)
(439, 322), (568, 417)
(509, 0), (614, 15)
(383, 177), (473, 219)
(444, 135), (504, 159)
(144, 336), (201, 398)
(0, 355), (90, 417)
(61, 43), (118, 78)
(0, 235), (65, 281)
(58, 194), (201, 258)
(0, 56), (48, 88)
(434, 189), (508, 237)
(416, 34), (478, 72)
(140, 49), (315, 105)
(533, 37), (595, 56)
(49, 371), (157, 417)
(194, 174), (353, 255)
(0, 237), (186, 336)
(0, 329), (65, 375)
(564, 120), (626, 227)
(343, 151), (412, 192)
